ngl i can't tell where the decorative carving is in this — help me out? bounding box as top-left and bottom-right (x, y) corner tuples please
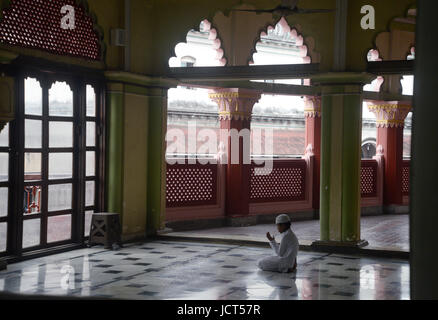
(249, 17), (319, 65)
(376, 145), (385, 156)
(169, 19), (226, 67)
(305, 144), (315, 156)
(209, 89), (261, 121)
(304, 96), (321, 118)
(216, 141), (228, 164)
(0, 0), (105, 61)
(367, 103), (412, 128)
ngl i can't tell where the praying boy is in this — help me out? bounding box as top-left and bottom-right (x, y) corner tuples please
(258, 214), (299, 273)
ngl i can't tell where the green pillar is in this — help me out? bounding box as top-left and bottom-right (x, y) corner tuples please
(106, 84), (124, 215)
(146, 89), (168, 235)
(313, 73), (374, 247)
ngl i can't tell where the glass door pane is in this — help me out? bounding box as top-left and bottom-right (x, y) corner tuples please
(0, 123), (9, 254)
(0, 188), (7, 218)
(0, 223), (7, 253)
(47, 215), (72, 243)
(22, 219), (41, 249)
(0, 124), (8, 146)
(84, 85), (98, 237)
(13, 77), (103, 254)
(25, 78), (42, 116)
(23, 186), (42, 215)
(47, 81), (75, 244)
(0, 153), (8, 182)
(49, 82), (73, 117)
(22, 78), (44, 250)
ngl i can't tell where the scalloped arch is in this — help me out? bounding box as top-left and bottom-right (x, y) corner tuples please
(371, 5), (416, 62)
(364, 49), (384, 93)
(248, 16), (320, 66)
(169, 19), (227, 67)
(0, 0), (106, 61)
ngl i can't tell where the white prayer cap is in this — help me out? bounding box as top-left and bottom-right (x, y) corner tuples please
(275, 214), (291, 224)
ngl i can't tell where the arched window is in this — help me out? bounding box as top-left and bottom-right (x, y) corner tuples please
(249, 18), (312, 157)
(251, 17), (312, 86)
(167, 20), (226, 159)
(169, 20), (226, 68)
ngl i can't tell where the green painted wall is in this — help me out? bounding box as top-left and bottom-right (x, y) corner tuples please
(121, 91), (150, 237)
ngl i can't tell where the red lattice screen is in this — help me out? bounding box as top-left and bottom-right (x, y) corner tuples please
(0, 0), (101, 60)
(360, 160), (378, 198)
(166, 163), (218, 208)
(402, 160), (410, 196)
(250, 160), (306, 203)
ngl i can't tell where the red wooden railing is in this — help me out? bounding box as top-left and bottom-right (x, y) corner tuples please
(250, 160), (307, 203)
(360, 160), (379, 198)
(165, 159), (409, 213)
(166, 162), (218, 208)
(402, 160), (410, 196)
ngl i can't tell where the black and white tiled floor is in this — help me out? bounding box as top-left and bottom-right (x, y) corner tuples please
(0, 241), (410, 300)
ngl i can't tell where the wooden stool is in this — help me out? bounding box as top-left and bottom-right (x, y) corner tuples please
(88, 212), (122, 249)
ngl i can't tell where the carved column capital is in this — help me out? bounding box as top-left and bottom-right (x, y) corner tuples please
(367, 101), (412, 128)
(304, 96), (322, 118)
(209, 88), (262, 121)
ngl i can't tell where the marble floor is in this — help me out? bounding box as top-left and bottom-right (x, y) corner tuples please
(0, 240), (410, 300)
(167, 215), (409, 251)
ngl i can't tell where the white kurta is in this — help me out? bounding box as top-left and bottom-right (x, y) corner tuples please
(258, 228), (299, 273)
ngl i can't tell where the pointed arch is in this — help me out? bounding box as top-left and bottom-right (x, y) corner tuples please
(168, 19), (226, 67)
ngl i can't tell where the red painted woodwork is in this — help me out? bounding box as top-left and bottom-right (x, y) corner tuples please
(361, 160), (378, 198)
(378, 126), (404, 205)
(220, 118), (252, 217)
(250, 160), (307, 203)
(402, 160), (410, 196)
(166, 162), (218, 208)
(0, 0), (101, 60)
(165, 159), (388, 221)
(305, 115), (321, 209)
